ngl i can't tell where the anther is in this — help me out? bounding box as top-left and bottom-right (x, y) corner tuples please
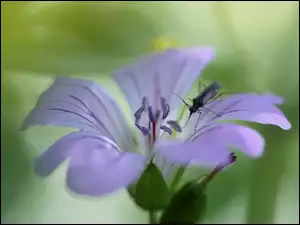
(134, 117), (149, 136)
(166, 120), (182, 132)
(155, 110), (161, 122)
(160, 125), (172, 135)
(148, 106), (155, 123)
(134, 97), (148, 119)
(134, 106), (145, 120)
(160, 97), (170, 120)
(137, 125), (149, 136)
(135, 123), (149, 136)
(142, 96), (149, 108)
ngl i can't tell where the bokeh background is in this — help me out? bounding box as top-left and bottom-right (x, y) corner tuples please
(1, 1), (299, 224)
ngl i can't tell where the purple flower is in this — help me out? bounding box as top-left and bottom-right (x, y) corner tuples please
(22, 47), (216, 196)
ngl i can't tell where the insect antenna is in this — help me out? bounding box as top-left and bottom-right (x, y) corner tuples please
(174, 93), (195, 128)
(205, 90), (235, 104)
(174, 93), (191, 109)
(174, 92), (193, 121)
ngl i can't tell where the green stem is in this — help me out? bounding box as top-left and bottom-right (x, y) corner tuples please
(149, 211), (157, 224)
(169, 166), (186, 194)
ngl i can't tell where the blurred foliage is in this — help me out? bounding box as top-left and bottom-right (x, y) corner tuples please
(1, 1), (170, 75)
(1, 1), (299, 224)
(1, 75), (33, 217)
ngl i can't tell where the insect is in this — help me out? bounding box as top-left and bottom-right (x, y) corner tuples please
(176, 81), (223, 131)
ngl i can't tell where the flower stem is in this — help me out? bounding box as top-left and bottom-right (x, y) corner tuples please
(170, 166), (186, 194)
(149, 210), (157, 224)
(200, 167), (220, 186)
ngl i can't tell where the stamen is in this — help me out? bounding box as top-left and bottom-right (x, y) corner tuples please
(142, 96), (149, 108)
(134, 96), (176, 138)
(155, 110), (161, 122)
(135, 118), (149, 136)
(160, 97), (170, 119)
(148, 106), (155, 122)
(134, 106), (145, 119)
(134, 97), (148, 119)
(135, 123), (149, 136)
(160, 125), (172, 135)
(166, 120), (182, 132)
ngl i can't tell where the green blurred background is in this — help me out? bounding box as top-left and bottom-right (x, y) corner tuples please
(1, 1), (299, 223)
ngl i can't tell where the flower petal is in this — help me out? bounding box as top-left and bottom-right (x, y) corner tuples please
(192, 93), (291, 132)
(66, 145), (145, 196)
(263, 93), (284, 104)
(35, 131), (119, 177)
(113, 47), (215, 113)
(157, 124), (264, 168)
(188, 123), (265, 158)
(22, 76), (133, 151)
(156, 139), (229, 168)
(35, 131), (145, 196)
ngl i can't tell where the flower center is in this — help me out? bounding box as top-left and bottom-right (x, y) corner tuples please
(134, 96), (181, 144)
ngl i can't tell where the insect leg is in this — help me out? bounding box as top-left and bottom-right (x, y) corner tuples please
(178, 106), (186, 120)
(187, 81), (206, 103)
(194, 112), (202, 132)
(198, 81), (207, 92)
(183, 112), (193, 128)
(197, 107), (222, 118)
(207, 91), (235, 104)
(206, 92), (225, 104)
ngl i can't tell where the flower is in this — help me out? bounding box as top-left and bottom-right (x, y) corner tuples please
(21, 47), (216, 196)
(22, 46), (291, 197)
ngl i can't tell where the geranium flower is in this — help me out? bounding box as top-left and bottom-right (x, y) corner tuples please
(22, 46), (291, 197)
(22, 47), (217, 196)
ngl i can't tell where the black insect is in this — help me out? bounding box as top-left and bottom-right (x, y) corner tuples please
(176, 81), (222, 131)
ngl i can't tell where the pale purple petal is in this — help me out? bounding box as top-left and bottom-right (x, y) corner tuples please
(22, 76), (133, 151)
(192, 123), (265, 157)
(114, 47), (215, 113)
(35, 131), (120, 176)
(263, 93), (284, 104)
(193, 93), (291, 131)
(35, 131), (145, 196)
(157, 124), (264, 168)
(156, 140), (229, 168)
(66, 145), (145, 196)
